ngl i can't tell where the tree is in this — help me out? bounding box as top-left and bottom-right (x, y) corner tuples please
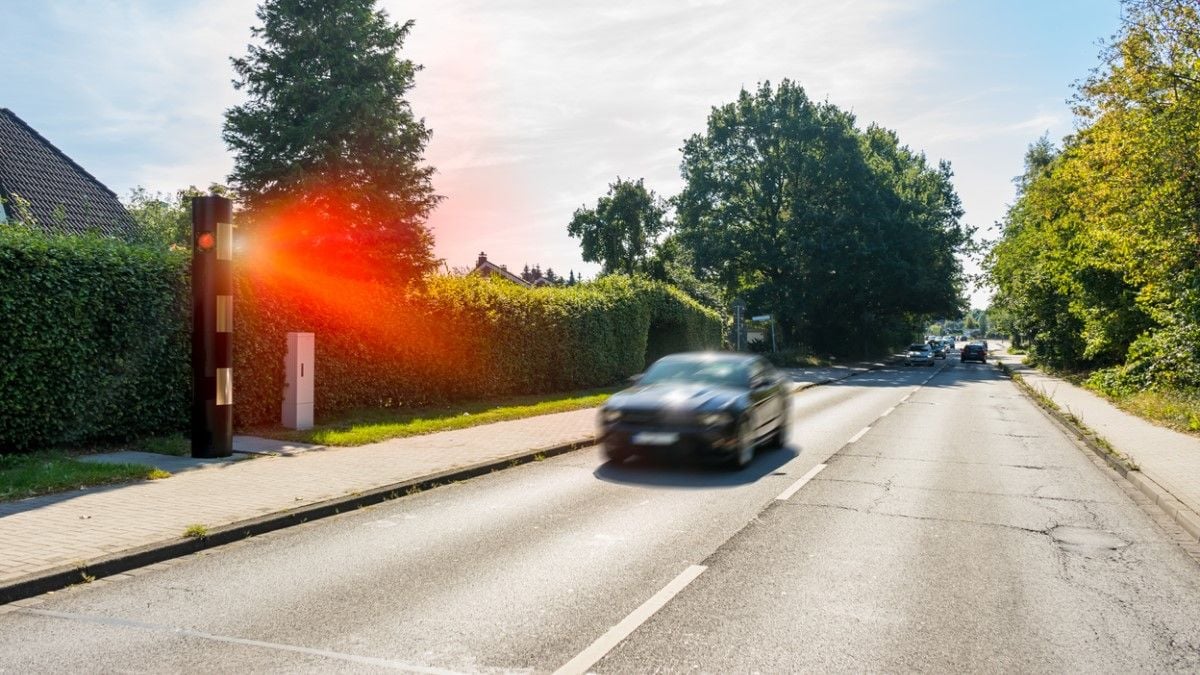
(125, 185), (235, 249)
(987, 0), (1199, 376)
(676, 80), (969, 354)
(567, 177), (666, 276)
(224, 0), (439, 282)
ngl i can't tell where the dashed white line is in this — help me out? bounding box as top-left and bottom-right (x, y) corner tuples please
(880, 406), (895, 417)
(848, 426), (870, 444)
(554, 565), (708, 675)
(775, 463), (828, 501)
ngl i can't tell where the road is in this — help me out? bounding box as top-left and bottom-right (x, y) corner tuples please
(3, 356), (1200, 673)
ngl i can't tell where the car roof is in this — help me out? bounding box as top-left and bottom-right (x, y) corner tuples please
(652, 351), (758, 365)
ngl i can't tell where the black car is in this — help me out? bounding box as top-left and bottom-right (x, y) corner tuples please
(597, 352), (790, 469)
(961, 342), (988, 363)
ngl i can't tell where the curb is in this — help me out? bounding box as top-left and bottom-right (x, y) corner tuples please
(996, 358), (1200, 544)
(0, 437), (594, 606)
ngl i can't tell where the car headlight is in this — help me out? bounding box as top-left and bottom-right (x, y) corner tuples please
(698, 412), (733, 427)
(601, 408), (622, 424)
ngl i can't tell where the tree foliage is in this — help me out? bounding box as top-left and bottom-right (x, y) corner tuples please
(224, 0), (438, 281)
(988, 0), (1200, 388)
(125, 185), (235, 250)
(567, 177), (667, 276)
(675, 80), (970, 354)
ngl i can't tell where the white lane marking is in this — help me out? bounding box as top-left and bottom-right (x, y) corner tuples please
(880, 406), (895, 418)
(554, 565), (707, 675)
(848, 426), (870, 443)
(20, 608), (463, 674)
(775, 463), (827, 501)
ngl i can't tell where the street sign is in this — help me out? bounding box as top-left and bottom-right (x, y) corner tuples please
(751, 314), (772, 322)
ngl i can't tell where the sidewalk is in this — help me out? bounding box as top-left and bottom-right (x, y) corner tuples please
(0, 360), (886, 604)
(997, 350), (1200, 541)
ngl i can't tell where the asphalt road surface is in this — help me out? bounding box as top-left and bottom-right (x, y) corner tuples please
(3, 357), (1200, 673)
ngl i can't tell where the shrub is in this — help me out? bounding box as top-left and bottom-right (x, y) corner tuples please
(0, 225), (721, 449)
(0, 227), (189, 452)
(232, 273), (721, 426)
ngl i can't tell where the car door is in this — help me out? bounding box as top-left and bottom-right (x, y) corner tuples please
(747, 358), (781, 439)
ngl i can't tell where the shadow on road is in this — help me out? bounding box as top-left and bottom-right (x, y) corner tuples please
(593, 445), (799, 489)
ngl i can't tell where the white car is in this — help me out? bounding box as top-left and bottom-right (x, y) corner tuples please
(905, 343), (935, 367)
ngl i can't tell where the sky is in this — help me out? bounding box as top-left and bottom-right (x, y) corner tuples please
(4, 0), (1124, 308)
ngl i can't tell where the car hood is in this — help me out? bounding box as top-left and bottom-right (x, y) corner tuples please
(607, 382), (746, 413)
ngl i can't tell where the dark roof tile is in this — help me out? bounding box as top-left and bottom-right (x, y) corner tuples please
(0, 108), (135, 237)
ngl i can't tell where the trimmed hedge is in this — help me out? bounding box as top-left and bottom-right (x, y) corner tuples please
(0, 227), (721, 448)
(233, 273), (722, 426)
(0, 227), (189, 451)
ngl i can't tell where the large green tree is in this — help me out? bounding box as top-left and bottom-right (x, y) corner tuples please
(988, 0), (1200, 384)
(567, 177), (667, 276)
(224, 0), (438, 280)
(675, 80), (969, 354)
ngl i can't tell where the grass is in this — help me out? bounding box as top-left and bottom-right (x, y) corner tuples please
(0, 452), (170, 502)
(254, 387), (617, 447)
(182, 523), (208, 539)
(1091, 387), (1200, 437)
(129, 433), (189, 456)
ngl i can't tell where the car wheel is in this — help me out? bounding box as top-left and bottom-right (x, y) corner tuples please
(729, 418), (755, 470)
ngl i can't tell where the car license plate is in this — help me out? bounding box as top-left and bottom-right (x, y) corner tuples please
(632, 431), (679, 445)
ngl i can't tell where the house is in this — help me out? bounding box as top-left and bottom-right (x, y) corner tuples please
(470, 251), (531, 287)
(0, 108), (135, 237)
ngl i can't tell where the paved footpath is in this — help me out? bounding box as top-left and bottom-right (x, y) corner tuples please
(997, 348), (1200, 541)
(0, 361), (887, 601)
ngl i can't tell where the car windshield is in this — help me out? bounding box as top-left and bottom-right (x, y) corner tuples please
(640, 357), (749, 387)
(909, 344), (928, 351)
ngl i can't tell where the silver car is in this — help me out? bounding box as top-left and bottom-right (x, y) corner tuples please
(905, 343), (935, 367)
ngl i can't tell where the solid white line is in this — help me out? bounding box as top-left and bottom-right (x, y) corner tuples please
(554, 565), (707, 675)
(848, 426), (870, 444)
(775, 463), (827, 501)
(880, 406), (895, 417)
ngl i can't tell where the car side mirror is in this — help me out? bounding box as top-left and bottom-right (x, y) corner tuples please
(750, 376), (768, 389)
(628, 373), (642, 384)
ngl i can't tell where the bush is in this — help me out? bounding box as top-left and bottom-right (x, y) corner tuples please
(0, 227), (721, 450)
(0, 227), (190, 452)
(232, 273), (722, 426)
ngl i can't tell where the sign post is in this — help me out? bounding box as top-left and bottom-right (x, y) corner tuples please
(191, 195), (234, 458)
(752, 314), (777, 352)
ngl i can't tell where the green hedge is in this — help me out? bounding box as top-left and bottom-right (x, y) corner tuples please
(233, 273), (722, 426)
(0, 226), (721, 449)
(0, 227), (189, 451)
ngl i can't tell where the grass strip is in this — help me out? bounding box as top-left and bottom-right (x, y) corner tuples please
(1085, 386), (1200, 437)
(258, 388), (615, 447)
(0, 452), (169, 502)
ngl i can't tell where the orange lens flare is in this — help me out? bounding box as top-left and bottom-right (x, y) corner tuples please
(238, 188), (469, 395)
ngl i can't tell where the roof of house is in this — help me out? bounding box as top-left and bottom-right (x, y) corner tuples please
(0, 108), (136, 237)
(470, 252), (531, 286)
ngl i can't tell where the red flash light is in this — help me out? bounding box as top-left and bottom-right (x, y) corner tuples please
(197, 232), (216, 251)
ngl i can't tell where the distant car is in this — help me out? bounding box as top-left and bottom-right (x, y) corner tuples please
(928, 341), (947, 359)
(597, 352), (789, 469)
(905, 343), (935, 367)
(961, 342), (988, 363)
